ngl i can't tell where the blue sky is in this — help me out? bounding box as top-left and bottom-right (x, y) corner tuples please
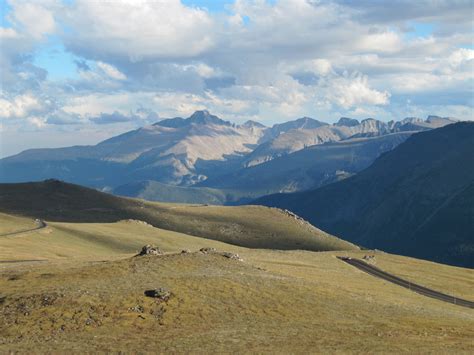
(182, 0), (233, 11)
(0, 0), (473, 157)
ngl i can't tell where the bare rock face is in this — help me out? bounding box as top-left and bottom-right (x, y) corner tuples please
(137, 245), (163, 256)
(144, 288), (171, 301)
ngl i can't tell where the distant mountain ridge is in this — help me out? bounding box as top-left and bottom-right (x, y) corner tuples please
(0, 111), (456, 203)
(254, 122), (474, 268)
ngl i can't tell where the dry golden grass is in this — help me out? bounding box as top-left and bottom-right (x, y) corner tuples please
(1, 239), (473, 352)
(0, 212), (473, 352)
(0, 219), (243, 262)
(0, 213), (37, 235)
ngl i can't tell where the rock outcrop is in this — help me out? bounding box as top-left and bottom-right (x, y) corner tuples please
(137, 245), (163, 256)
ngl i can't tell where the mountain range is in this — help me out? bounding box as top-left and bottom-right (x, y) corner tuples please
(0, 110), (456, 204)
(255, 122), (474, 268)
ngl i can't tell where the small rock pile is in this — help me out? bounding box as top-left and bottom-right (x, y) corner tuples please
(363, 255), (376, 263)
(125, 219), (153, 227)
(199, 247), (217, 254)
(283, 209), (306, 223)
(137, 245), (163, 256)
(221, 252), (243, 261)
(279, 208), (323, 232)
(144, 288), (171, 301)
(198, 248), (243, 261)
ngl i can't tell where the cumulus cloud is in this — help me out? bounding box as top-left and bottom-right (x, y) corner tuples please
(90, 111), (134, 125)
(46, 110), (83, 125)
(96, 62), (127, 81)
(0, 0), (472, 155)
(334, 0), (473, 26)
(38, 1), (474, 118)
(90, 108), (159, 125)
(62, 0), (215, 61)
(0, 93), (45, 119)
(325, 73), (391, 108)
(28, 116), (47, 128)
(7, 0), (57, 39)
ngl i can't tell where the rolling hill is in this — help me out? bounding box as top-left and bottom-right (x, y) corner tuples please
(0, 179), (357, 252)
(255, 122), (474, 267)
(0, 177), (472, 352)
(0, 211), (472, 352)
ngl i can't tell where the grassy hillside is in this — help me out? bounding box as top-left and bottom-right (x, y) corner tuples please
(0, 218), (243, 262)
(0, 245), (472, 352)
(1, 205), (472, 352)
(0, 180), (357, 252)
(0, 212), (37, 235)
(255, 122), (474, 267)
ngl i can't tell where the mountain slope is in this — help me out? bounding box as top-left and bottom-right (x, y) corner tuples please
(242, 116), (455, 167)
(0, 179), (357, 251)
(113, 180), (231, 205)
(200, 133), (411, 195)
(0, 110), (267, 187)
(0, 112), (455, 193)
(254, 122), (474, 267)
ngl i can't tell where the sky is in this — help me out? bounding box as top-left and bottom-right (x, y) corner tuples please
(0, 0), (473, 157)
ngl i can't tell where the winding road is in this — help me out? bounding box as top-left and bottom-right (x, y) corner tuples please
(0, 219), (47, 237)
(338, 256), (474, 309)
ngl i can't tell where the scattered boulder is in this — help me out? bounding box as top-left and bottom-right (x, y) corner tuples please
(221, 252), (243, 261)
(199, 247), (217, 254)
(181, 249), (191, 254)
(137, 245), (163, 256)
(124, 219), (153, 227)
(129, 305), (144, 313)
(363, 255), (376, 263)
(144, 288), (171, 301)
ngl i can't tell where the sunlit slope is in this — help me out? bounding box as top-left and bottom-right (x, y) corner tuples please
(0, 249), (472, 352)
(0, 218), (243, 261)
(0, 212), (37, 235)
(0, 180), (357, 252)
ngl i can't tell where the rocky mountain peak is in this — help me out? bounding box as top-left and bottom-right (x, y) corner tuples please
(242, 120), (267, 129)
(155, 110), (231, 128)
(335, 117), (360, 127)
(188, 110), (231, 126)
(293, 117), (327, 129)
(426, 115), (456, 124)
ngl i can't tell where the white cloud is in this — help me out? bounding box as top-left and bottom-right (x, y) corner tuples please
(0, 93), (45, 119)
(355, 31), (402, 53)
(96, 62), (127, 81)
(63, 0), (215, 61)
(447, 48), (474, 68)
(7, 0), (56, 39)
(325, 73), (391, 108)
(0, 27), (20, 39)
(0, 0), (473, 154)
(28, 116), (46, 128)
